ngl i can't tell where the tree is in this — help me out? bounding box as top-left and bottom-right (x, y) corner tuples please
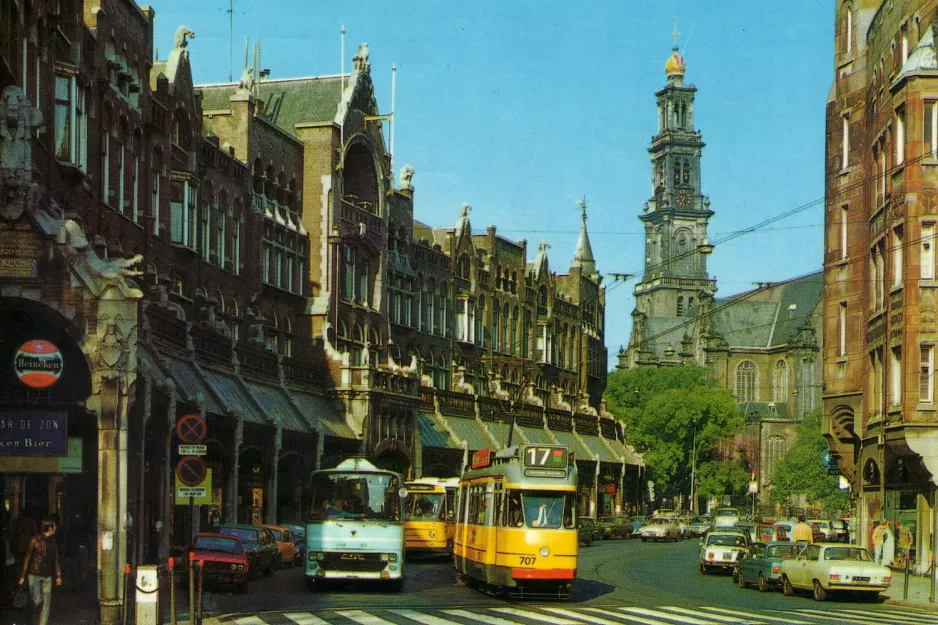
(605, 367), (744, 497)
(697, 460), (750, 502)
(770, 410), (847, 514)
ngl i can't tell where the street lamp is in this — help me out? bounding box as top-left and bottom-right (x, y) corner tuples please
(689, 425), (698, 514)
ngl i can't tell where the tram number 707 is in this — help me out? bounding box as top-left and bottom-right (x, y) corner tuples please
(518, 556), (536, 565)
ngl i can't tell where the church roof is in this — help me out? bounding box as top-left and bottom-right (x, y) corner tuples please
(571, 208), (597, 276)
(900, 22), (938, 75)
(197, 74), (346, 138)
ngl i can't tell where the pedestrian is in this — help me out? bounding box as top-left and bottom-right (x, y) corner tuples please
(897, 521), (913, 563)
(872, 519), (889, 565)
(792, 514), (813, 543)
(883, 521), (896, 567)
(18, 519), (62, 625)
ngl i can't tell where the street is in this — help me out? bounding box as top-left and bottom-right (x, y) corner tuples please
(183, 538), (936, 625)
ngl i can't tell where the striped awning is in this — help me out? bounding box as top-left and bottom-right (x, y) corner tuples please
(445, 416), (493, 451)
(244, 381), (310, 434)
(580, 433), (619, 464)
(288, 389), (357, 440)
(160, 353), (226, 416)
(514, 424), (554, 445)
(199, 368), (268, 426)
(418, 414), (460, 450)
(552, 430), (596, 462)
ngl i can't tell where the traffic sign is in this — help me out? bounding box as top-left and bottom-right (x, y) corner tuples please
(178, 444), (207, 456)
(176, 414), (207, 444)
(177, 486), (207, 499)
(174, 469), (212, 505)
(175, 456), (207, 486)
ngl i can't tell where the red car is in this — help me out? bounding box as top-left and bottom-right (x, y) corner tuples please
(190, 533), (250, 593)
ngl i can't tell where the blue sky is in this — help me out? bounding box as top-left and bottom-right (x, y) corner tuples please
(151, 0), (832, 371)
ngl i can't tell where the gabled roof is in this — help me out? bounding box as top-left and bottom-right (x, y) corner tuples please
(900, 22), (938, 75)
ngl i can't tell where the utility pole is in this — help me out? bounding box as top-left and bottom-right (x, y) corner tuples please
(690, 425), (697, 514)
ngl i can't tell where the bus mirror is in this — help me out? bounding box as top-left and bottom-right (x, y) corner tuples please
(398, 488), (408, 499)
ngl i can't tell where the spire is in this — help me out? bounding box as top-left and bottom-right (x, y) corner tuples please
(665, 19), (686, 83)
(571, 197), (598, 277)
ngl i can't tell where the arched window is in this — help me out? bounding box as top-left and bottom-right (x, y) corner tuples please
(773, 360), (789, 403)
(735, 361), (758, 402)
(764, 435), (787, 482)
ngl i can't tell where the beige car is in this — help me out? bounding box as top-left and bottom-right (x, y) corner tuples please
(780, 544), (891, 601)
(639, 516), (680, 542)
(699, 531), (749, 574)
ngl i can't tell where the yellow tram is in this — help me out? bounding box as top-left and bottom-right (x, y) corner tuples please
(453, 445), (578, 599)
(403, 477), (458, 555)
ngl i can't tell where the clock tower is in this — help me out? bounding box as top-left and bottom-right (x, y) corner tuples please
(633, 40), (715, 321)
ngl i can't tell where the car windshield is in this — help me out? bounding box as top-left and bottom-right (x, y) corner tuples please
(766, 544), (799, 558)
(218, 527), (258, 544)
(309, 471), (402, 522)
(691, 517), (708, 524)
(716, 509), (737, 517)
(599, 516), (616, 523)
(707, 535), (746, 547)
(824, 547), (873, 561)
(193, 536), (243, 555)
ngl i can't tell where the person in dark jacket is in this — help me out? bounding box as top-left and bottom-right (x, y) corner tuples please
(18, 520), (61, 625)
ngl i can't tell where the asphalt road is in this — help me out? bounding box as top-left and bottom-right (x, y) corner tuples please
(191, 536), (926, 624)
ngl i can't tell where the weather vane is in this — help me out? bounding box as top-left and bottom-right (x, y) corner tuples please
(672, 18), (680, 49)
(575, 196), (587, 220)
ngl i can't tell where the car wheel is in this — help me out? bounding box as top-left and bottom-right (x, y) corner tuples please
(306, 577), (319, 592)
(390, 578), (404, 592)
(642, 538), (647, 542)
(737, 569), (746, 588)
(586, 536), (593, 547)
(264, 557), (276, 577)
(782, 576), (794, 596)
(812, 580), (827, 602)
(758, 572), (769, 592)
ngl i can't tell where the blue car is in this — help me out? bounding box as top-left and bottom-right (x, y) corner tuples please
(735, 541), (800, 592)
(630, 515), (648, 537)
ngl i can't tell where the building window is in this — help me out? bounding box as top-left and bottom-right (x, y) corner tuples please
(846, 9), (853, 54)
(901, 23), (909, 65)
(839, 302), (848, 358)
(357, 261), (370, 306)
(926, 101), (938, 157)
(735, 361), (758, 402)
(840, 205), (849, 260)
(151, 166), (161, 235)
(54, 72), (87, 169)
(921, 344), (934, 403)
(765, 435), (787, 483)
(891, 346), (903, 407)
(132, 151), (140, 223)
(232, 214), (241, 275)
(893, 227), (904, 288)
(773, 360), (788, 403)
(170, 181), (197, 248)
(343, 247), (355, 300)
(923, 223), (936, 280)
(842, 115), (850, 169)
(896, 108), (906, 165)
(677, 296), (684, 316)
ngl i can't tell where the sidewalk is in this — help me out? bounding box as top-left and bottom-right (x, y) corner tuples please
(883, 565), (938, 610)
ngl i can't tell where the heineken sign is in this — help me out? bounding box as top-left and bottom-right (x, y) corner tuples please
(13, 340), (63, 389)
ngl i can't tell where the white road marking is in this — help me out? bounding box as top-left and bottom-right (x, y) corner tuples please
(490, 606), (584, 625)
(443, 608), (527, 625)
(283, 612), (334, 625)
(542, 607), (629, 625)
(697, 606), (817, 625)
(785, 608), (892, 625)
(336, 610), (399, 625)
(585, 606), (676, 625)
(389, 609), (463, 625)
(657, 607), (754, 623)
(834, 608), (938, 624)
(619, 606), (740, 624)
(233, 617), (268, 625)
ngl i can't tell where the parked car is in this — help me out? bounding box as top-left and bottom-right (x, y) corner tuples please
(189, 533), (250, 593)
(629, 515), (649, 536)
(598, 516), (633, 540)
(283, 523), (307, 565)
(687, 516), (711, 538)
(259, 524), (296, 568)
(677, 516), (691, 538)
(810, 519), (834, 542)
(772, 519), (797, 542)
(639, 517), (680, 542)
(829, 519), (850, 543)
(699, 530), (749, 574)
(733, 521), (759, 544)
(578, 517), (601, 546)
(735, 541), (800, 592)
(218, 524), (280, 578)
(780, 544), (891, 601)
(713, 507), (740, 528)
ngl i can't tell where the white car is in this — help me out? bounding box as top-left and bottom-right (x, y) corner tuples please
(712, 507), (740, 528)
(699, 531), (749, 574)
(779, 544), (891, 601)
(639, 517), (680, 542)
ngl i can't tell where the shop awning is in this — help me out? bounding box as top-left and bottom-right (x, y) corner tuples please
(418, 414), (460, 450)
(288, 389), (358, 440)
(580, 433), (619, 464)
(199, 367), (269, 426)
(244, 381), (310, 434)
(514, 424), (554, 445)
(160, 353), (225, 416)
(445, 416), (493, 451)
(552, 430), (596, 462)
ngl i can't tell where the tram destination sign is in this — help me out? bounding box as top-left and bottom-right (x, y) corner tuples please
(522, 446), (568, 470)
(0, 411), (67, 456)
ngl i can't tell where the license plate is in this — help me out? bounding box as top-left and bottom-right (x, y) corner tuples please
(722, 552), (731, 559)
(853, 576), (870, 582)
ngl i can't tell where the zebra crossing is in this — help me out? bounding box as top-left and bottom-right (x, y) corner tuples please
(220, 603), (938, 625)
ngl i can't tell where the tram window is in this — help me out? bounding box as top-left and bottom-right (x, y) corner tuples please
(458, 486), (467, 522)
(506, 491), (524, 527)
(563, 493), (575, 528)
(522, 491), (569, 529)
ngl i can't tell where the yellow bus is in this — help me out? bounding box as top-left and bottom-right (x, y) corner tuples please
(454, 445), (578, 599)
(404, 478), (457, 555)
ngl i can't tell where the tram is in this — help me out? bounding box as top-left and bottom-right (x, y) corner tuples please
(304, 457), (406, 591)
(453, 445), (578, 599)
(403, 477), (458, 555)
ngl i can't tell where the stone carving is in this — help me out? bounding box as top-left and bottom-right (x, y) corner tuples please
(0, 86), (43, 221)
(398, 165), (415, 191)
(353, 43), (370, 71)
(237, 66), (254, 94)
(459, 203), (472, 220)
(56, 217), (144, 281)
(174, 26), (195, 50)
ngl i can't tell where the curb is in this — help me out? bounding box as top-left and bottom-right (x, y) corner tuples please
(886, 598), (938, 611)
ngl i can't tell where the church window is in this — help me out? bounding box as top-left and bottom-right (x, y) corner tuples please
(842, 115), (850, 170)
(893, 227), (904, 288)
(764, 435), (787, 482)
(896, 107), (906, 165)
(838, 302), (847, 358)
(773, 360), (788, 403)
(901, 23), (909, 65)
(735, 361), (758, 402)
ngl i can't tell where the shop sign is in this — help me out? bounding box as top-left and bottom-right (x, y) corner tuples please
(0, 220), (42, 278)
(471, 448), (491, 469)
(0, 411), (67, 455)
(13, 340), (64, 389)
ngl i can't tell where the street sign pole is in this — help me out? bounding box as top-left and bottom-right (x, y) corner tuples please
(189, 495), (195, 545)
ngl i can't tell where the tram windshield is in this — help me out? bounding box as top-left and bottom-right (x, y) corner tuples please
(405, 492), (445, 520)
(308, 471), (402, 522)
(506, 490), (575, 529)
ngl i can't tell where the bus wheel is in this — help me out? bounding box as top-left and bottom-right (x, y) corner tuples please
(390, 579), (404, 592)
(306, 578), (318, 592)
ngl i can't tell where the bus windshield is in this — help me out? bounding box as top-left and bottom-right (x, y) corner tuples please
(510, 490), (575, 529)
(405, 492), (445, 520)
(308, 471), (402, 522)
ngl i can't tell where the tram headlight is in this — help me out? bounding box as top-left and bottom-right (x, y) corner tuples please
(539, 547), (550, 557)
(428, 531), (436, 539)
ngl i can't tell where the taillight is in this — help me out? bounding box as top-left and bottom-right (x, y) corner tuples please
(707, 552), (715, 560)
(829, 574), (840, 582)
(772, 565), (780, 573)
(884, 576), (891, 583)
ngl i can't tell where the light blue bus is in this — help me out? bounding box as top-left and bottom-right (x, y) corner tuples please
(305, 457), (406, 591)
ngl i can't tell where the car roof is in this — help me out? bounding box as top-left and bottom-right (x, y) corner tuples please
(194, 532), (243, 542)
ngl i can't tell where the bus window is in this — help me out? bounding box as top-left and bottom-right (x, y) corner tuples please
(406, 493), (444, 520)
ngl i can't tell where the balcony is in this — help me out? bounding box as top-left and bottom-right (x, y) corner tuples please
(146, 305), (187, 350)
(235, 342), (279, 381)
(282, 356), (328, 386)
(340, 198), (384, 237)
(190, 325), (232, 367)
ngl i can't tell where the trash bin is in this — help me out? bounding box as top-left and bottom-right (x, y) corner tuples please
(135, 564), (161, 625)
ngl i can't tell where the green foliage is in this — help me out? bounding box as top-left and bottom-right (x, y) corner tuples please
(770, 410), (847, 513)
(605, 366), (744, 496)
(697, 460), (750, 501)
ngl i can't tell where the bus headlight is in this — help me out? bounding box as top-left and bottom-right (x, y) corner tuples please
(539, 547), (550, 557)
(381, 553), (389, 562)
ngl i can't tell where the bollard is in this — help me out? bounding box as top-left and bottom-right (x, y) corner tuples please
(904, 553), (910, 601)
(134, 564), (161, 625)
(188, 551), (195, 625)
(196, 559), (204, 625)
(123, 563), (132, 625)
(168, 557), (177, 625)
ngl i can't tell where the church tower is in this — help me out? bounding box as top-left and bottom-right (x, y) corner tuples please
(633, 39), (715, 321)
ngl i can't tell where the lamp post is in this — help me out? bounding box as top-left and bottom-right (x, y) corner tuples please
(689, 425), (697, 514)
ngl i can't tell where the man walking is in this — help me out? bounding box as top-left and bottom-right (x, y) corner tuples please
(792, 515), (814, 543)
(872, 519), (889, 565)
(18, 520), (61, 625)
